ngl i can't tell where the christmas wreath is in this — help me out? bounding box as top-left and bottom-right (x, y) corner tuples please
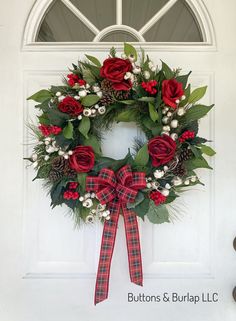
(26, 43), (215, 304)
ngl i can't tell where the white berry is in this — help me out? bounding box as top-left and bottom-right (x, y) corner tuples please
(154, 170), (164, 179)
(163, 125), (171, 132)
(162, 116), (169, 124)
(184, 179), (190, 185)
(144, 71), (150, 79)
(74, 95), (80, 100)
(79, 90), (87, 98)
(44, 155), (50, 161)
(170, 119), (178, 128)
(31, 153), (38, 161)
(170, 133), (178, 141)
(161, 189), (170, 197)
(58, 95), (65, 102)
(56, 92), (61, 97)
(172, 177), (183, 186)
(165, 183), (171, 189)
(177, 107), (185, 116)
(98, 106), (106, 115)
(97, 91), (103, 98)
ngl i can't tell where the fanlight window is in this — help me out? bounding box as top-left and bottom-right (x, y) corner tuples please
(37, 0), (203, 42)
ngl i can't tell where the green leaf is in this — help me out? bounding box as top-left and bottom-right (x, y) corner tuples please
(134, 198), (150, 220)
(81, 95), (100, 107)
(85, 54), (101, 67)
(188, 86), (207, 104)
(189, 145), (202, 158)
(83, 135), (102, 155)
(161, 61), (174, 79)
(116, 109), (138, 122)
(27, 89), (51, 103)
(151, 125), (162, 136)
(179, 84), (191, 107)
(37, 113), (50, 125)
(77, 173), (87, 193)
(148, 103), (159, 122)
(185, 156), (212, 170)
(134, 144), (149, 166)
(124, 43), (137, 61)
(78, 117), (90, 138)
(183, 104), (214, 123)
(127, 192), (145, 209)
(63, 121), (73, 139)
(47, 109), (70, 126)
(109, 46), (116, 57)
(200, 145), (216, 156)
(147, 201), (170, 224)
(176, 71), (191, 89)
(119, 100), (136, 105)
(138, 97), (155, 102)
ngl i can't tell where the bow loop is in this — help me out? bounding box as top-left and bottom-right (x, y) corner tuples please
(116, 164), (133, 186)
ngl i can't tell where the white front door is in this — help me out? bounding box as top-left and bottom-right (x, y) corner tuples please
(1, 0), (236, 320)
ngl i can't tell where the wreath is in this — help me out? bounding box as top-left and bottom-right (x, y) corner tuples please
(26, 43), (215, 304)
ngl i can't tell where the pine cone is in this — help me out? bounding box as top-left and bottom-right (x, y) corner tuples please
(173, 164), (187, 177)
(179, 148), (193, 162)
(100, 79), (131, 106)
(49, 156), (76, 182)
(64, 162), (77, 178)
(100, 79), (116, 106)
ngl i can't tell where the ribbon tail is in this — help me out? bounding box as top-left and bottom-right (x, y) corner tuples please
(94, 200), (120, 305)
(122, 205), (143, 287)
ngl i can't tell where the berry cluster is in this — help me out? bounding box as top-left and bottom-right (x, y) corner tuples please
(141, 80), (158, 95)
(149, 190), (166, 206)
(39, 125), (62, 137)
(67, 73), (86, 87)
(63, 182), (79, 200)
(179, 130), (195, 143)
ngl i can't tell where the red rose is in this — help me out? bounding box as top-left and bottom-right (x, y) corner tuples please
(148, 134), (176, 167)
(150, 191), (166, 206)
(162, 79), (184, 108)
(58, 96), (83, 116)
(67, 73), (86, 87)
(100, 57), (132, 91)
(69, 146), (95, 173)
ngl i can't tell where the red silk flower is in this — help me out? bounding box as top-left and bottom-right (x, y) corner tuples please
(148, 134), (176, 167)
(69, 146), (95, 173)
(100, 57), (132, 91)
(162, 79), (184, 108)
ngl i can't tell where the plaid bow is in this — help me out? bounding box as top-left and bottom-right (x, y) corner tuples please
(86, 165), (146, 305)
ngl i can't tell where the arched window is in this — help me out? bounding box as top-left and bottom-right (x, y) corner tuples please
(23, 0), (215, 49)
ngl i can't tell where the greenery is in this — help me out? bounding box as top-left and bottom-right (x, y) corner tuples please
(26, 43), (215, 225)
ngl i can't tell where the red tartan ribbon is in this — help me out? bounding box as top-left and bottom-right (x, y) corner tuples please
(86, 164), (146, 305)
